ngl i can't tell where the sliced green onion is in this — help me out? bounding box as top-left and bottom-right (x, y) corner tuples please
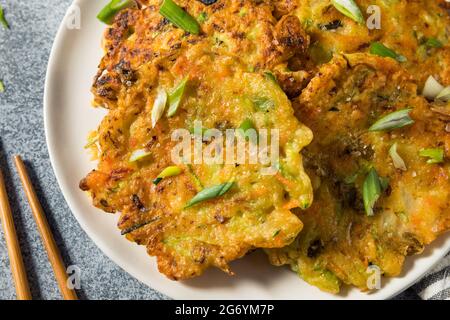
(97, 0), (135, 25)
(369, 108), (414, 132)
(151, 88), (168, 128)
(167, 77), (188, 117)
(0, 80), (4, 93)
(129, 149), (151, 162)
(436, 86), (450, 102)
(389, 143), (407, 171)
(425, 38), (443, 48)
(0, 5), (9, 29)
(363, 168), (383, 216)
(419, 148), (444, 164)
(159, 0), (200, 35)
(369, 42), (407, 62)
(185, 181), (234, 208)
(153, 166), (182, 185)
(423, 75), (444, 100)
(332, 0), (364, 24)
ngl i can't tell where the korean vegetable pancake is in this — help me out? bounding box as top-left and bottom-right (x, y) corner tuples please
(267, 53), (450, 293)
(92, 0), (310, 109)
(81, 0), (313, 280)
(274, 0), (450, 87)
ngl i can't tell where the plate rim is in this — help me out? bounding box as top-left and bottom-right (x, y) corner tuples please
(43, 0), (450, 300)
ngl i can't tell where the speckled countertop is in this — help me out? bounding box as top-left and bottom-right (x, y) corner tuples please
(0, 0), (418, 300)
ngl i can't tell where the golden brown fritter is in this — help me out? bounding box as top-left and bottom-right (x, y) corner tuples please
(274, 0), (450, 86)
(82, 0), (313, 280)
(267, 54), (450, 293)
(92, 0), (310, 109)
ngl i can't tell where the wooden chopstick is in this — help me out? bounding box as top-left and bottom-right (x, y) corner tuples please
(0, 168), (32, 300)
(14, 156), (78, 300)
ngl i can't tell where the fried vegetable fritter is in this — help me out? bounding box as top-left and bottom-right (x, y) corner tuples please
(92, 0), (310, 109)
(83, 0), (450, 292)
(278, 0), (450, 86)
(267, 54), (450, 293)
(82, 0), (313, 280)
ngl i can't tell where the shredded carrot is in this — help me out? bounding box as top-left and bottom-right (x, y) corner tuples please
(275, 173), (296, 189)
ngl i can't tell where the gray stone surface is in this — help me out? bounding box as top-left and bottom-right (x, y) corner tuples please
(0, 0), (167, 300)
(0, 0), (418, 300)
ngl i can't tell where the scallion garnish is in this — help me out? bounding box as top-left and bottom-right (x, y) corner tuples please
(389, 143), (407, 171)
(151, 88), (168, 128)
(159, 0), (200, 35)
(129, 149), (151, 162)
(153, 166), (182, 185)
(368, 108), (414, 132)
(185, 181), (234, 208)
(436, 86), (450, 102)
(152, 178), (162, 185)
(167, 77), (188, 117)
(419, 148), (444, 164)
(423, 75), (444, 100)
(369, 42), (407, 62)
(0, 5), (9, 29)
(97, 0), (136, 25)
(425, 38), (443, 49)
(332, 0), (364, 24)
(363, 168), (383, 216)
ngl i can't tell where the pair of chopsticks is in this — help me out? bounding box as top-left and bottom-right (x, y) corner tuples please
(0, 155), (78, 300)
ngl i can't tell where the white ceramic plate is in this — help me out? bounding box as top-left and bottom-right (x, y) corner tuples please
(44, 0), (450, 300)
